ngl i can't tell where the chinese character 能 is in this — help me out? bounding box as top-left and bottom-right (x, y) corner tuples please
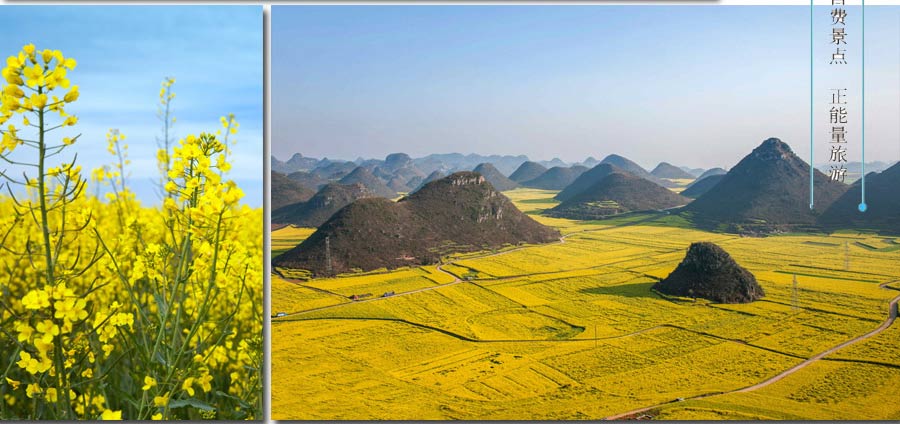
(830, 107), (848, 124)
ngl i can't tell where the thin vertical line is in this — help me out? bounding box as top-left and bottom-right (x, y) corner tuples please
(860, 0), (867, 211)
(262, 4), (272, 422)
(810, 0), (815, 210)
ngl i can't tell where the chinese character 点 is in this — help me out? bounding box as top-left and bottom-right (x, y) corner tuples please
(831, 48), (847, 64)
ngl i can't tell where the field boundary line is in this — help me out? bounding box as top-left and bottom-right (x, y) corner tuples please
(603, 290), (900, 420)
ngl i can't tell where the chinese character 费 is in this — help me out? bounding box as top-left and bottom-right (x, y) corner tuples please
(832, 8), (847, 25)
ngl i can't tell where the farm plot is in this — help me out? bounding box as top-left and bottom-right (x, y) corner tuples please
(272, 225), (316, 258)
(653, 361), (900, 420)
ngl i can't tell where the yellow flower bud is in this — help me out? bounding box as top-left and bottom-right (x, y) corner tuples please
(64, 86), (79, 103)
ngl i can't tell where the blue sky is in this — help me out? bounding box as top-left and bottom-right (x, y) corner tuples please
(273, 5), (900, 171)
(1, 6), (263, 206)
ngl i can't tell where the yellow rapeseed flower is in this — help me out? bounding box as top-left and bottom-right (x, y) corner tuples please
(21, 288), (51, 309)
(25, 383), (41, 399)
(22, 64), (43, 87)
(142, 376), (157, 391)
(17, 351), (50, 375)
(100, 409), (122, 420)
(64, 85), (79, 103)
(182, 377), (195, 396)
(153, 393), (169, 407)
(30, 93), (47, 109)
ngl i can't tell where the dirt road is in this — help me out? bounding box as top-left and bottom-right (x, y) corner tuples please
(604, 290), (900, 420)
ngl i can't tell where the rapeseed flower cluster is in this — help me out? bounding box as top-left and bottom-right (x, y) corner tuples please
(0, 45), (261, 420)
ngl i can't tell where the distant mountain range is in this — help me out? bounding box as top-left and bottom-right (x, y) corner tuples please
(274, 140), (900, 278)
(273, 144), (900, 239)
(273, 152), (707, 180)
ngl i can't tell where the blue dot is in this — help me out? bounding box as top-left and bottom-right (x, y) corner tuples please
(858, 203), (867, 213)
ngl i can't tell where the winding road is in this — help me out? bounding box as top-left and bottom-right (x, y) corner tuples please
(603, 287), (900, 420)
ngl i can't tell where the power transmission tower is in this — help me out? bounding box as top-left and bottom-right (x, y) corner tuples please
(791, 274), (799, 311)
(325, 236), (333, 275)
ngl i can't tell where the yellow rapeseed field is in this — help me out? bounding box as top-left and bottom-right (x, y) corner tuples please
(272, 182), (900, 419)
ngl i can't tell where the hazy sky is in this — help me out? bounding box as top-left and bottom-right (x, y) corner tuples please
(273, 5), (900, 171)
(1, 6), (263, 206)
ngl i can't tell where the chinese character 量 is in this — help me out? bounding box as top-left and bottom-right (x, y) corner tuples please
(831, 126), (847, 143)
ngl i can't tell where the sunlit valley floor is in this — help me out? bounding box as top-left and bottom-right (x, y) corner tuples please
(271, 188), (900, 420)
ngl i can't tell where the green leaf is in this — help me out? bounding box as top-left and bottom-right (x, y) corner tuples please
(167, 398), (215, 411)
